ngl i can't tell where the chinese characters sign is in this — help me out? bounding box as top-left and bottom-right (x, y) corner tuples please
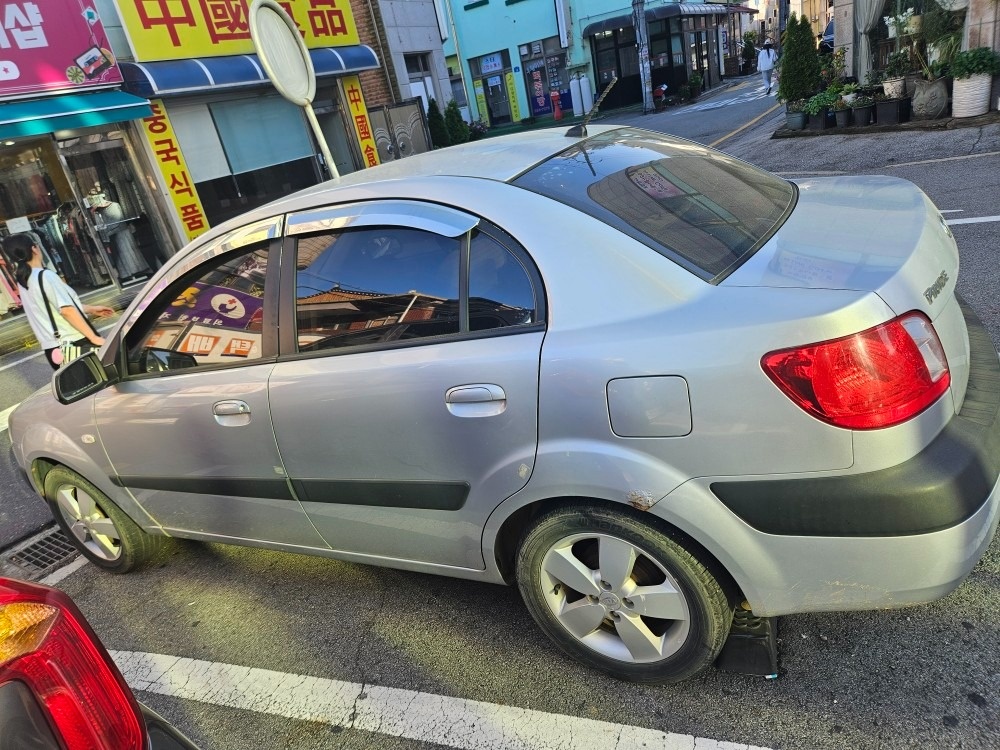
(140, 100), (209, 242)
(118, 0), (359, 62)
(342, 75), (379, 169)
(504, 71), (521, 122)
(0, 2), (123, 97)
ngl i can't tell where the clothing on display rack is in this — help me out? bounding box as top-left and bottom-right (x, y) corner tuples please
(89, 189), (151, 282)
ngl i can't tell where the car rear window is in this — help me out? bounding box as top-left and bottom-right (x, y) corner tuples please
(511, 128), (796, 280)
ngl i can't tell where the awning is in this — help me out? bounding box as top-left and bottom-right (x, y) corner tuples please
(121, 45), (380, 98)
(583, 4), (757, 36)
(0, 90), (152, 139)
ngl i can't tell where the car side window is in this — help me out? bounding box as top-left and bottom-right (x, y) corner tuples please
(469, 231), (537, 330)
(296, 227), (461, 352)
(125, 246), (269, 374)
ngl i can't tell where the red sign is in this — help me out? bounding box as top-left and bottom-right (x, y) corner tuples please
(0, 2), (123, 97)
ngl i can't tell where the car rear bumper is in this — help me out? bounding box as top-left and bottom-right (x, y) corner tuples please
(659, 301), (1000, 616)
(711, 300), (1000, 537)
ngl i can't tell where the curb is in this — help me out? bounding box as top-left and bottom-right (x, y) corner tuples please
(772, 109), (1000, 138)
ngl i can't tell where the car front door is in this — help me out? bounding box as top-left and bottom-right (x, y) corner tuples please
(268, 201), (545, 569)
(94, 221), (327, 548)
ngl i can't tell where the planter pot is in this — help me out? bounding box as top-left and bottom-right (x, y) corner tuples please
(834, 109), (851, 127)
(952, 73), (993, 118)
(807, 107), (829, 130)
(883, 77), (906, 99)
(842, 93), (857, 105)
(912, 78), (949, 119)
(851, 104), (874, 126)
(875, 97), (911, 125)
(785, 110), (807, 130)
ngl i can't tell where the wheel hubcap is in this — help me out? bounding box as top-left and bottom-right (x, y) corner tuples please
(55, 483), (122, 562)
(540, 533), (690, 664)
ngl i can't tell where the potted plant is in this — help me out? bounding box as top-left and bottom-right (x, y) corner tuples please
(777, 13), (821, 128)
(841, 82), (859, 104)
(950, 47), (1000, 118)
(851, 94), (876, 126)
(912, 0), (962, 119)
(741, 31), (757, 75)
(785, 98), (807, 129)
(831, 98), (851, 127)
(688, 72), (704, 99)
(874, 90), (911, 125)
(882, 51), (912, 99)
(804, 90), (837, 129)
(883, 4), (915, 46)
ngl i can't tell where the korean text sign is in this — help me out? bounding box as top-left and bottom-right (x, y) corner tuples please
(342, 75), (379, 169)
(0, 1), (123, 97)
(140, 100), (209, 242)
(118, 0), (359, 62)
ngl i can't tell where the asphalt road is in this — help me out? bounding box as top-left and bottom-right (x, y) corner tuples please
(2, 86), (1000, 749)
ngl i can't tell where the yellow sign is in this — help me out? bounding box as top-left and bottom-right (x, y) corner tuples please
(504, 72), (521, 122)
(342, 75), (380, 169)
(140, 100), (209, 242)
(118, 0), (359, 62)
(473, 80), (489, 126)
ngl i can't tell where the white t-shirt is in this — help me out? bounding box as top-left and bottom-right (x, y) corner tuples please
(758, 48), (777, 72)
(18, 268), (89, 350)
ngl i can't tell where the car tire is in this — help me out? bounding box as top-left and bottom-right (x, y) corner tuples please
(515, 505), (732, 683)
(44, 466), (163, 573)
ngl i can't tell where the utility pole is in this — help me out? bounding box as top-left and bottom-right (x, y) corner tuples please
(632, 0), (654, 113)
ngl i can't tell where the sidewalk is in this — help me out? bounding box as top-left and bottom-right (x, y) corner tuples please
(0, 282), (144, 359)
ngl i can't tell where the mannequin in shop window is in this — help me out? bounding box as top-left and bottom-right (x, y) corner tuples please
(88, 187), (150, 283)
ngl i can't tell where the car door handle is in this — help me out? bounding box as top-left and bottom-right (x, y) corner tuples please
(213, 400), (251, 426)
(445, 385), (507, 417)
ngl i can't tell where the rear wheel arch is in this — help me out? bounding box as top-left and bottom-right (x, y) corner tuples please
(492, 496), (743, 604)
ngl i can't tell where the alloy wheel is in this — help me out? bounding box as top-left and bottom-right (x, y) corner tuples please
(54, 483), (123, 562)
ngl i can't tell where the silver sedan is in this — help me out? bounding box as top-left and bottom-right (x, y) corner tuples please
(11, 125), (1000, 683)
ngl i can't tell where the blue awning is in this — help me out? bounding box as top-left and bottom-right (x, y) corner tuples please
(0, 90), (152, 139)
(121, 45), (380, 98)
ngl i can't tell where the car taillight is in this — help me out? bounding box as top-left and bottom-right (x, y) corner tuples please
(0, 577), (145, 750)
(761, 312), (950, 430)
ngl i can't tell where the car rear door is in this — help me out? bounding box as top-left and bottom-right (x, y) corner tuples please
(94, 219), (327, 548)
(268, 201), (545, 570)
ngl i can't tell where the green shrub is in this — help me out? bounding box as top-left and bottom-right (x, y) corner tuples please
(426, 98), (450, 148)
(950, 47), (1000, 79)
(777, 14), (820, 103)
(444, 99), (470, 144)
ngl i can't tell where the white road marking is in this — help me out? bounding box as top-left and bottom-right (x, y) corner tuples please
(676, 85), (774, 113)
(0, 352), (43, 373)
(40, 555), (88, 585)
(945, 215), (1000, 226)
(0, 404), (15, 434)
(939, 210), (964, 214)
(110, 650), (772, 750)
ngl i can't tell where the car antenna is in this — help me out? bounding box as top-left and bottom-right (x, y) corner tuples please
(565, 76), (617, 138)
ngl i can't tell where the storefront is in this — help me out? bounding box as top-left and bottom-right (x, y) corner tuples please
(582, 3), (756, 110)
(113, 0), (383, 240)
(0, 2), (170, 318)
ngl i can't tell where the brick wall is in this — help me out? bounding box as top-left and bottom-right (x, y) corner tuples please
(349, 0), (399, 107)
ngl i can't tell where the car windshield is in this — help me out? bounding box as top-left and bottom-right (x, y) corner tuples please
(511, 128), (796, 280)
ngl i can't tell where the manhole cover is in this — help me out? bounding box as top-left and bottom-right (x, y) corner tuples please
(6, 528), (78, 575)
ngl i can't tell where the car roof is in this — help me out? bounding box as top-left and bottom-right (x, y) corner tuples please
(193, 124), (628, 246)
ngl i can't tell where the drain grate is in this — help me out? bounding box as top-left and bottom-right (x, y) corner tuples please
(7, 528), (79, 575)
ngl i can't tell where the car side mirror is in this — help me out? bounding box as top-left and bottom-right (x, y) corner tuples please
(52, 351), (114, 405)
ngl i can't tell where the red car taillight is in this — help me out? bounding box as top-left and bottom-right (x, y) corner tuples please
(761, 312), (951, 430)
(0, 577), (146, 750)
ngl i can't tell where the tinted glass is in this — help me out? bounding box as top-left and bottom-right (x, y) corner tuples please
(511, 128), (795, 280)
(296, 227), (461, 351)
(469, 232), (536, 331)
(127, 247), (268, 372)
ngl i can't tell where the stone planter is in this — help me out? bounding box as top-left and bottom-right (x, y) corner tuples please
(952, 73), (993, 118)
(883, 77), (906, 99)
(875, 97), (911, 125)
(912, 78), (949, 119)
(852, 104), (874, 126)
(834, 109), (851, 128)
(785, 110), (807, 130)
